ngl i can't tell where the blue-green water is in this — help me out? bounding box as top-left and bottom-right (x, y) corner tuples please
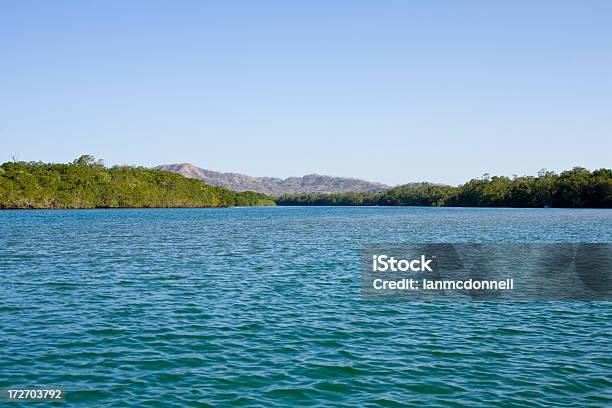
(1, 207), (611, 407)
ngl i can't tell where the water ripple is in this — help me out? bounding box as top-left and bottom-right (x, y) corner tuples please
(0, 207), (611, 406)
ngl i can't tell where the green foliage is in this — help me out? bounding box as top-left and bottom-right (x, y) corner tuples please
(277, 168), (612, 208)
(0, 157), (275, 209)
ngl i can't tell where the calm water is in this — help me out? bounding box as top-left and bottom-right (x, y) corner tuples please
(1, 207), (611, 407)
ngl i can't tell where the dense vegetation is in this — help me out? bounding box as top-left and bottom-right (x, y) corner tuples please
(277, 168), (612, 208)
(0, 156), (276, 209)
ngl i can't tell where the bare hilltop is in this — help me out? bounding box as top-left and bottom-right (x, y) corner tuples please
(156, 163), (389, 196)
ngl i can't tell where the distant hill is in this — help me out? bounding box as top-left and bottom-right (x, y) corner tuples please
(156, 163), (389, 196)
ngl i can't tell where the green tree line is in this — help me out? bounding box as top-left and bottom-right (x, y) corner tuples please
(276, 167), (612, 208)
(0, 155), (276, 209)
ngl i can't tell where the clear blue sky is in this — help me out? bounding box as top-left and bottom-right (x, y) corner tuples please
(1, 1), (610, 185)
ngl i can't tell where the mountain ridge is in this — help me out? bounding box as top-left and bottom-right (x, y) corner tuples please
(156, 163), (390, 196)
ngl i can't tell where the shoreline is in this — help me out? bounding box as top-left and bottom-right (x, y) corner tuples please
(2, 205), (610, 211)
